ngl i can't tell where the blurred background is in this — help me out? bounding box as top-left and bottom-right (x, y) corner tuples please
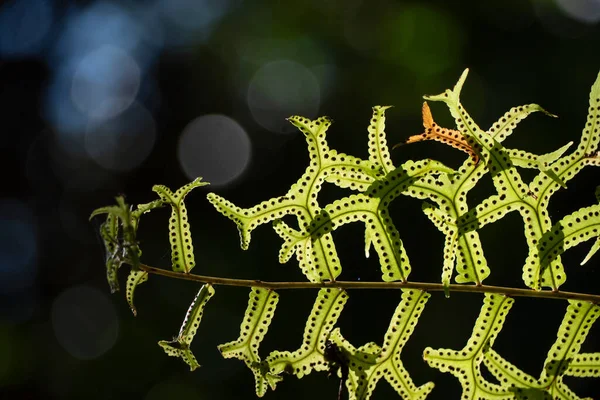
(2, 0), (600, 398)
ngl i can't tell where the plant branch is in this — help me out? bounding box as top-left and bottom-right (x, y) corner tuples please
(137, 264), (600, 303)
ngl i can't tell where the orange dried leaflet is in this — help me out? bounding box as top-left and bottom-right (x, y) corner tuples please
(395, 102), (479, 162)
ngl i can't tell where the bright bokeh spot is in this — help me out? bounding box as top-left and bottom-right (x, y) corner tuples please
(0, 0), (53, 57)
(532, 0), (595, 37)
(178, 115), (251, 187)
(0, 200), (37, 294)
(44, 1), (160, 139)
(556, 0), (600, 23)
(71, 45), (141, 120)
(247, 60), (320, 133)
(51, 285), (118, 360)
(85, 102), (156, 172)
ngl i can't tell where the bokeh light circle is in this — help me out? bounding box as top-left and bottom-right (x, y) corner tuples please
(247, 60), (320, 134)
(0, 0), (53, 57)
(178, 115), (251, 187)
(0, 200), (37, 294)
(85, 101), (156, 172)
(51, 285), (118, 360)
(71, 45), (141, 120)
(556, 0), (600, 24)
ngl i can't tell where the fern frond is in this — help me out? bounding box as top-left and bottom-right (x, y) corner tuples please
(125, 269), (148, 316)
(266, 288), (348, 378)
(481, 300), (600, 399)
(219, 288), (281, 396)
(535, 204), (600, 273)
(152, 177), (208, 273)
(330, 289), (434, 400)
(423, 294), (514, 399)
(368, 105), (396, 174)
(158, 284), (215, 371)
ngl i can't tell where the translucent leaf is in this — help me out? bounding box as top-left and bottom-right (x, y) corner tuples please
(407, 159), (491, 285)
(219, 288), (281, 397)
(126, 269), (148, 316)
(423, 69), (579, 290)
(423, 294), (514, 399)
(482, 300), (600, 399)
(152, 177), (208, 273)
(208, 115), (381, 282)
(534, 204), (600, 279)
(367, 105), (395, 174)
(488, 104), (557, 143)
(330, 289), (434, 400)
(301, 159), (452, 282)
(266, 288), (348, 378)
(564, 353), (600, 378)
(158, 284), (215, 371)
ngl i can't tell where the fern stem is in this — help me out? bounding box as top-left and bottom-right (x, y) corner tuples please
(137, 264), (600, 303)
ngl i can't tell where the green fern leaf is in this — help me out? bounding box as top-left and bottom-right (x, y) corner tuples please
(266, 288), (348, 378)
(295, 159), (452, 282)
(208, 115), (382, 282)
(534, 204), (600, 274)
(564, 353), (600, 378)
(407, 159), (491, 286)
(125, 269), (148, 316)
(482, 300), (600, 400)
(367, 105), (395, 174)
(424, 294), (514, 399)
(423, 69), (589, 290)
(152, 177), (208, 273)
(158, 284), (215, 371)
(329, 289), (434, 400)
(219, 288), (281, 397)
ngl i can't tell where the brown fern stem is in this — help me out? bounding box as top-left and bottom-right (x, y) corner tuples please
(137, 264), (600, 303)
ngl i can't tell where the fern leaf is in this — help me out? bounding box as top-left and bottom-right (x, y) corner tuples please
(266, 288), (348, 378)
(131, 199), (165, 231)
(329, 289), (434, 400)
(534, 204), (600, 276)
(158, 284), (215, 371)
(482, 300), (600, 399)
(367, 105), (395, 174)
(539, 301), (600, 396)
(208, 115), (381, 282)
(408, 160), (491, 285)
(564, 353), (600, 378)
(152, 177), (208, 273)
(300, 159), (452, 282)
(207, 193), (303, 250)
(219, 288), (281, 397)
(125, 269), (148, 316)
(483, 347), (543, 391)
(424, 69), (581, 290)
(424, 294), (514, 399)
(488, 104), (557, 143)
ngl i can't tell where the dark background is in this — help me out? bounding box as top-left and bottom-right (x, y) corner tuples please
(1, 0), (600, 398)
